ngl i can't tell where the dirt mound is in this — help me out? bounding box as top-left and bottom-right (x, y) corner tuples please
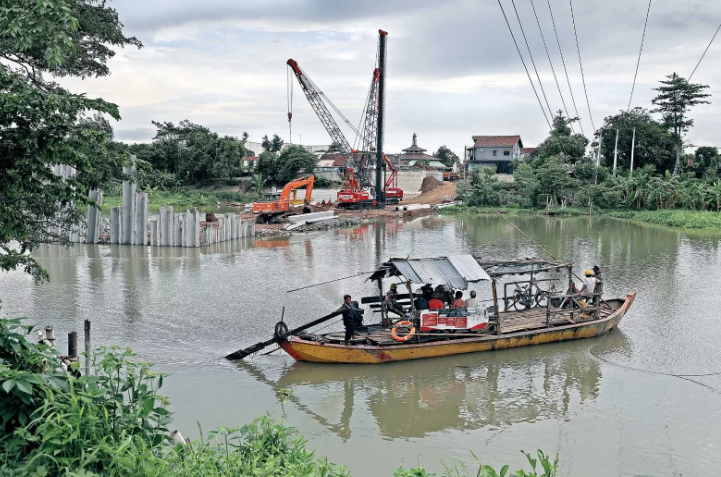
(401, 182), (457, 205)
(420, 176), (442, 194)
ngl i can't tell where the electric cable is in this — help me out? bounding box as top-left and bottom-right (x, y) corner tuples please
(528, 0), (574, 132)
(545, 0), (584, 136)
(628, 0), (652, 110)
(689, 22), (721, 80)
(509, 0), (556, 121)
(569, 0), (596, 132)
(497, 0), (552, 128)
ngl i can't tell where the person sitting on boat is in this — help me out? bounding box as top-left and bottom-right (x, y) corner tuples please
(465, 290), (479, 310)
(428, 294), (444, 310)
(384, 283), (405, 318)
(413, 291), (429, 313)
(339, 294), (360, 342)
(451, 290), (466, 309)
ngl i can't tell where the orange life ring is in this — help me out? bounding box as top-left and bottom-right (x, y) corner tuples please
(391, 321), (416, 342)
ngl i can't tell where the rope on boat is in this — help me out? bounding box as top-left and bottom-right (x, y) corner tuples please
(589, 332), (721, 395)
(286, 270), (376, 293)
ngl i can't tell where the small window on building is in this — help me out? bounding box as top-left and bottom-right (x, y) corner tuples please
(504, 150), (510, 156)
(493, 150), (497, 156)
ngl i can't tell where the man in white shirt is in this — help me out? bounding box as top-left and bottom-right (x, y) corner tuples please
(465, 290), (479, 310)
(578, 270), (597, 298)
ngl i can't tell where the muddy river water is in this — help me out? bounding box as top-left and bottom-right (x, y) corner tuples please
(1, 215), (720, 476)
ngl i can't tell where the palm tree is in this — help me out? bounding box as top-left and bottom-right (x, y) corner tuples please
(251, 173), (266, 197)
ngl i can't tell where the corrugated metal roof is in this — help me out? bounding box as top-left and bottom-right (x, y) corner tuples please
(448, 255), (492, 282)
(391, 258), (468, 289)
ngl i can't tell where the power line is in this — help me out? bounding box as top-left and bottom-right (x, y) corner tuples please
(545, 0), (584, 136)
(509, 0), (556, 121)
(528, 0), (574, 132)
(689, 22), (721, 80)
(496, 0), (552, 128)
(569, 0), (596, 132)
(628, 0), (652, 110)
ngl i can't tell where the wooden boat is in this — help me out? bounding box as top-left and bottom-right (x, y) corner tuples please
(278, 293), (634, 364)
(226, 256), (636, 364)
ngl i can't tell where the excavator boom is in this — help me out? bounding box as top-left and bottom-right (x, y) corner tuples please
(252, 175), (315, 221)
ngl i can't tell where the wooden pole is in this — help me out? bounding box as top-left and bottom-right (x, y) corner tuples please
(491, 280), (500, 335)
(595, 129), (603, 184)
(630, 128), (636, 176)
(612, 129), (620, 176)
(84, 320), (91, 376)
(68, 331), (78, 359)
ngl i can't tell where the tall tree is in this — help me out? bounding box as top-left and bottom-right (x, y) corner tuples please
(262, 134), (284, 153)
(534, 112), (588, 164)
(694, 146), (719, 171)
(598, 108), (676, 173)
(651, 73), (711, 175)
(0, 0), (141, 280)
(433, 145), (459, 167)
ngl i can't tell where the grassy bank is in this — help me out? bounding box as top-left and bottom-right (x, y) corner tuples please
(439, 205), (721, 230)
(101, 189), (260, 213)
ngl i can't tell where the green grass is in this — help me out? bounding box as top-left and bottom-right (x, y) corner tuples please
(606, 209), (721, 229)
(441, 205), (721, 230)
(101, 189), (260, 213)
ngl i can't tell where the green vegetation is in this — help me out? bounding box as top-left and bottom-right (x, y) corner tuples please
(0, 316), (556, 477)
(0, 0), (141, 280)
(101, 189), (260, 213)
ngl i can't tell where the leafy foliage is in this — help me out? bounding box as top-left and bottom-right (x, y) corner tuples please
(393, 449), (557, 477)
(533, 112), (588, 164)
(257, 145), (317, 185)
(262, 134), (285, 154)
(0, 0), (141, 280)
(433, 145), (459, 168)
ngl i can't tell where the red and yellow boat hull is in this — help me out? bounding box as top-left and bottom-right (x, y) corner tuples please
(280, 292), (636, 364)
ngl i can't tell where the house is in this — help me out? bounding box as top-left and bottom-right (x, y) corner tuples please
(467, 135), (523, 174)
(521, 147), (537, 159)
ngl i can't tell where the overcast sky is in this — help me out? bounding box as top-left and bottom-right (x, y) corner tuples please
(62, 0), (721, 156)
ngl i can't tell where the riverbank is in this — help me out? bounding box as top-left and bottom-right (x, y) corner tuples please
(101, 189), (257, 213)
(440, 205), (721, 230)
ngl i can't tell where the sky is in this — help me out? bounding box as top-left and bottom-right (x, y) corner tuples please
(61, 0), (721, 156)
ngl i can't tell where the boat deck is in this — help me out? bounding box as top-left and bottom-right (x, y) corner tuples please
(319, 302), (620, 346)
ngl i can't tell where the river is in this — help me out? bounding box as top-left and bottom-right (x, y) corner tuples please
(1, 215), (720, 476)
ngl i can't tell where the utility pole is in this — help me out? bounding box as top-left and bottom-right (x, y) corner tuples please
(595, 129), (603, 184)
(375, 30), (388, 205)
(630, 128), (636, 176)
(612, 129), (620, 177)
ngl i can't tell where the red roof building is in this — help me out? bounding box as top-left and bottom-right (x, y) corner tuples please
(467, 135), (523, 174)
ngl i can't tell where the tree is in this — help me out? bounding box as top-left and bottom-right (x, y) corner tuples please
(597, 108), (676, 174)
(262, 134), (284, 153)
(534, 112), (588, 164)
(534, 157), (577, 206)
(326, 141), (346, 154)
(0, 0), (141, 280)
(468, 168), (502, 206)
(433, 145), (459, 168)
(695, 146), (719, 170)
(275, 146), (317, 184)
(651, 73), (711, 174)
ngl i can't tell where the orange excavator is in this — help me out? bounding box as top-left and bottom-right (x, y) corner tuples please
(252, 175), (314, 223)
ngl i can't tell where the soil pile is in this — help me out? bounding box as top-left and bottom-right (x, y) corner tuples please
(402, 182), (457, 205)
(420, 176), (442, 194)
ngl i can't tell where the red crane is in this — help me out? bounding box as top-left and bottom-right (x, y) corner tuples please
(287, 30), (397, 208)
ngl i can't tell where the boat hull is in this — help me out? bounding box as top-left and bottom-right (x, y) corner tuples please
(280, 292), (636, 364)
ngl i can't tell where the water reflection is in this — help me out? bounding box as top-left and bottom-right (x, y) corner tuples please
(237, 330), (630, 440)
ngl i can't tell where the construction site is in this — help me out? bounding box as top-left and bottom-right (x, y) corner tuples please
(246, 30), (462, 234)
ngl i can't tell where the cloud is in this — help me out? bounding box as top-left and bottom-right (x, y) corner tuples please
(71, 0), (721, 154)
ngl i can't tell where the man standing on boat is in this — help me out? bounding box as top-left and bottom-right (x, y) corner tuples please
(339, 294), (360, 342)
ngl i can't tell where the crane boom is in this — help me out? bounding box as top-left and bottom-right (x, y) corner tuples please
(286, 59), (359, 177)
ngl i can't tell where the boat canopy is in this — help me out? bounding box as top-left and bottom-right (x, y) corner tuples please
(474, 258), (571, 278)
(368, 256), (571, 289)
(368, 255), (491, 290)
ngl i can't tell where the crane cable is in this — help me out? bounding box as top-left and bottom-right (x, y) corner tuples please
(497, 0), (552, 129)
(287, 65), (293, 142)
